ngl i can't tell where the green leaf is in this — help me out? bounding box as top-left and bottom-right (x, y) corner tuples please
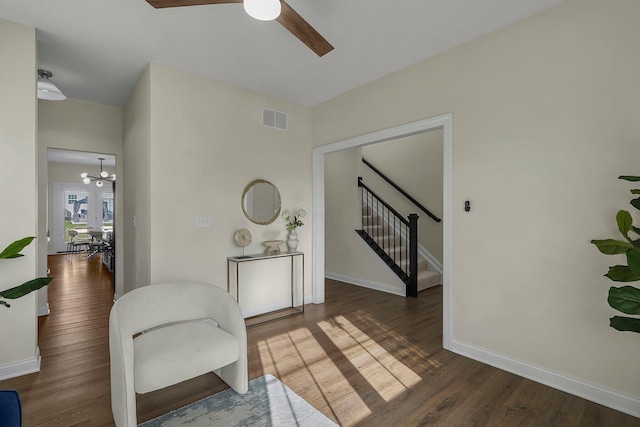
(631, 198), (640, 211)
(632, 189), (640, 195)
(619, 176), (640, 182)
(591, 239), (633, 255)
(608, 286), (640, 315)
(610, 316), (640, 333)
(628, 249), (640, 276)
(616, 210), (633, 237)
(0, 277), (52, 300)
(605, 265), (640, 282)
(0, 237), (35, 259)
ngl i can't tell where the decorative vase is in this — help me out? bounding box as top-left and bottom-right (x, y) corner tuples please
(287, 229), (299, 251)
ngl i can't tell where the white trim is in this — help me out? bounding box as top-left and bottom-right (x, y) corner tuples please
(312, 113), (454, 350)
(38, 303), (50, 317)
(452, 339), (640, 418)
(312, 152), (325, 304)
(0, 347), (41, 381)
(326, 272), (405, 297)
(419, 246), (443, 273)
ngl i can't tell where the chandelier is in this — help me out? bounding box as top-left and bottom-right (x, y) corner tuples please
(81, 157), (115, 188)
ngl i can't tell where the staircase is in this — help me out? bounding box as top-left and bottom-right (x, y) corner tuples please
(358, 205), (442, 293)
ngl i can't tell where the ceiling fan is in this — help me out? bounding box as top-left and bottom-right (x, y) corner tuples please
(145, 0), (334, 57)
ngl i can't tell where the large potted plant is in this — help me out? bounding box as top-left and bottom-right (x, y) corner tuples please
(591, 175), (640, 333)
(0, 237), (52, 308)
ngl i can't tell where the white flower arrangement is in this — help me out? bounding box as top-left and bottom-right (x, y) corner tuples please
(281, 208), (307, 231)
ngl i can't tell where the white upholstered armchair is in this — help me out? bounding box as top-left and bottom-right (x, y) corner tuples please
(109, 281), (248, 427)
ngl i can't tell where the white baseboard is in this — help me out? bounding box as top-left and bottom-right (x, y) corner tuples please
(38, 303), (50, 317)
(0, 347), (41, 381)
(325, 271), (405, 297)
(418, 245), (442, 273)
(451, 339), (640, 418)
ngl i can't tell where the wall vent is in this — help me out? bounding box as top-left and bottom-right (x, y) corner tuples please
(262, 107), (288, 131)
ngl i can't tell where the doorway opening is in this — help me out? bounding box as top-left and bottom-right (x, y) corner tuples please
(311, 114), (453, 350)
(47, 149), (116, 292)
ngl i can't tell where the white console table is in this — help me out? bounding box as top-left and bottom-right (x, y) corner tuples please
(227, 251), (304, 325)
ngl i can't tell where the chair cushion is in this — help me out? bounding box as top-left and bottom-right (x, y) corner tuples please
(133, 321), (239, 394)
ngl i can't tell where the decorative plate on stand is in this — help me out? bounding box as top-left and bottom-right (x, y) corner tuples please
(234, 229), (252, 258)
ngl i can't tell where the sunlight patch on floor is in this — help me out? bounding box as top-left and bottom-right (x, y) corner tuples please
(318, 314), (422, 403)
(257, 326), (372, 425)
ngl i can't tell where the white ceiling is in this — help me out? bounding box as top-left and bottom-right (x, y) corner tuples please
(1, 0), (566, 107)
(48, 149), (116, 167)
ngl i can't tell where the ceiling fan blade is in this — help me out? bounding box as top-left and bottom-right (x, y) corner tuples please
(276, 1), (334, 57)
(146, 0), (241, 8)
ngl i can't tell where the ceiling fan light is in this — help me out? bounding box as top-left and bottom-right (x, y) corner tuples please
(100, 170), (109, 178)
(96, 180), (104, 188)
(244, 0), (281, 21)
(80, 172), (88, 179)
(83, 177), (91, 185)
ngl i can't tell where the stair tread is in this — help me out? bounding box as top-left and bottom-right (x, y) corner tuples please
(418, 269), (442, 291)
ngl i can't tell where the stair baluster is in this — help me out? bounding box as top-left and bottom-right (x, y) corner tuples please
(357, 177), (420, 297)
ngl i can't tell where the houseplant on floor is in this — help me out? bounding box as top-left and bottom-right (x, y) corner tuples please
(591, 175), (640, 333)
(0, 236), (52, 308)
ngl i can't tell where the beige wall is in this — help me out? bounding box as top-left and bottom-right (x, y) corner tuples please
(123, 67), (151, 294)
(362, 130), (443, 262)
(0, 19), (38, 370)
(124, 63), (313, 306)
(39, 99), (124, 298)
(324, 148), (406, 294)
(313, 0), (640, 403)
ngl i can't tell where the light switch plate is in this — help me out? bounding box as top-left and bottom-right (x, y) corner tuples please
(195, 217), (212, 228)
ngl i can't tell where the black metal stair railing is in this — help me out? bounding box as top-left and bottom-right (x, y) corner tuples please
(362, 157), (441, 223)
(356, 177), (419, 297)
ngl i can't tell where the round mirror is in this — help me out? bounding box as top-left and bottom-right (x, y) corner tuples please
(241, 179), (281, 225)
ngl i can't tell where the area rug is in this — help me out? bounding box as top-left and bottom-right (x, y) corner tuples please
(139, 374), (338, 427)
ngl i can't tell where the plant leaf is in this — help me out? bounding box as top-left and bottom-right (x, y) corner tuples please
(632, 189), (640, 195)
(619, 176), (640, 182)
(632, 227), (640, 236)
(608, 286), (640, 315)
(0, 237), (35, 259)
(616, 210), (633, 237)
(0, 300), (9, 308)
(605, 265), (640, 282)
(628, 249), (640, 276)
(0, 277), (52, 299)
(591, 239), (633, 255)
(610, 316), (640, 333)
(631, 198), (640, 211)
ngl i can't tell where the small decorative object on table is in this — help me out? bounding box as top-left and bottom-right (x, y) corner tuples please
(281, 208), (306, 251)
(263, 240), (283, 255)
(233, 229), (252, 258)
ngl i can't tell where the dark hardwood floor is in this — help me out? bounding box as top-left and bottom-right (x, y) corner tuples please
(1, 254), (638, 426)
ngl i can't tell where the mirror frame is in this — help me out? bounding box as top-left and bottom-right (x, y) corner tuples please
(241, 179), (282, 225)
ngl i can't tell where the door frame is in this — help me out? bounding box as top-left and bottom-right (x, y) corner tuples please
(311, 113), (453, 350)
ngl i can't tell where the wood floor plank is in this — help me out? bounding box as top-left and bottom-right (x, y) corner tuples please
(0, 259), (638, 426)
